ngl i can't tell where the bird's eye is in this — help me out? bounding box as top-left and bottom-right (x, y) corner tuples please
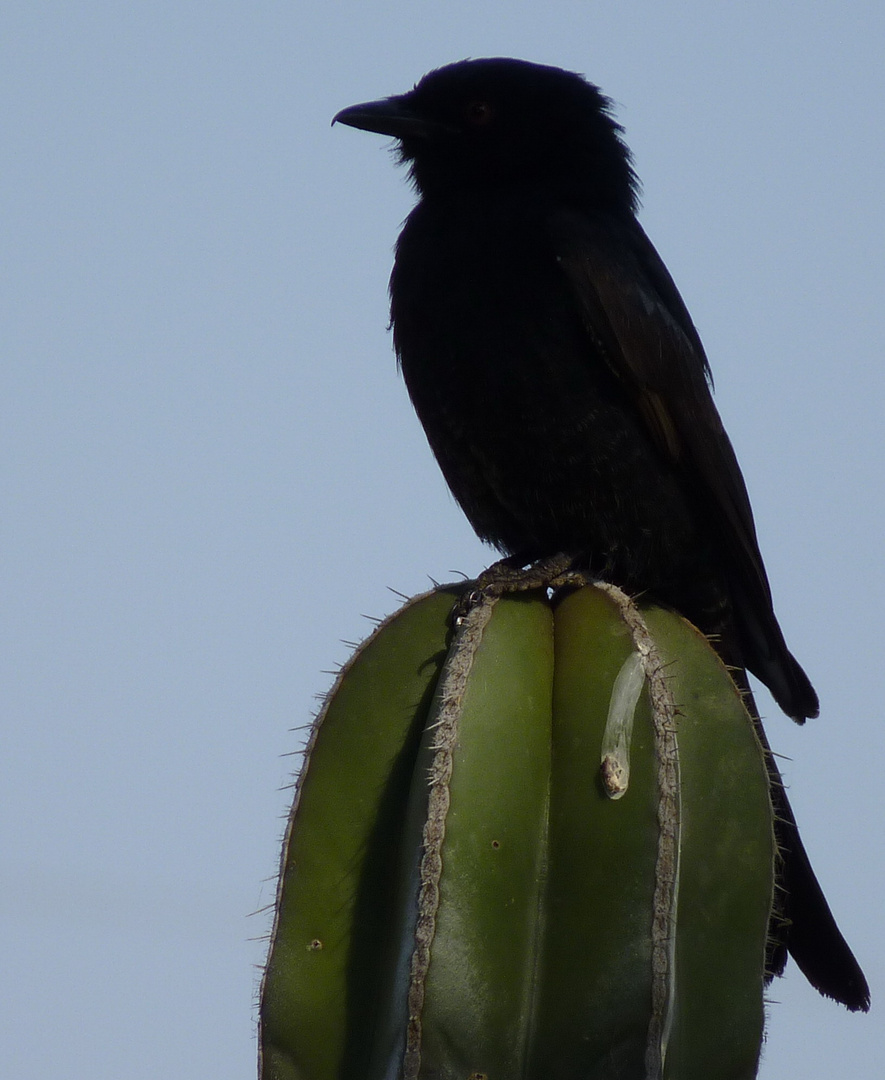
(464, 100), (496, 126)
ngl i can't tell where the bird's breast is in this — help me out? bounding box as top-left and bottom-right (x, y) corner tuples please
(390, 198), (699, 581)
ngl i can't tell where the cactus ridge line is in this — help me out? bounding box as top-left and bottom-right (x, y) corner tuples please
(594, 582), (681, 1080)
(404, 592), (498, 1080)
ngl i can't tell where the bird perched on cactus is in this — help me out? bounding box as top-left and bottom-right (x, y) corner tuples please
(334, 57), (868, 1011)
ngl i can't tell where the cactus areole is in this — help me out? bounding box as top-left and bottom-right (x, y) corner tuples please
(260, 582), (775, 1080)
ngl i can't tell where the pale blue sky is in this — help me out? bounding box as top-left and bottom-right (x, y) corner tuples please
(2, 3), (883, 1077)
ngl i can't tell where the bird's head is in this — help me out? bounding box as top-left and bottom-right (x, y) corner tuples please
(333, 58), (639, 213)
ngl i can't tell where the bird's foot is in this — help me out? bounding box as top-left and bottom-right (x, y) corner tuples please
(453, 551), (589, 624)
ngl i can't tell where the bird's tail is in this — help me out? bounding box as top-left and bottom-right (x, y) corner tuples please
(739, 679), (869, 1010)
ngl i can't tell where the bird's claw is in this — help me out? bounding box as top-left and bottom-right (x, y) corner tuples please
(452, 551), (587, 624)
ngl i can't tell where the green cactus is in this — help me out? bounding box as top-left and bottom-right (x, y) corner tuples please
(259, 582), (775, 1080)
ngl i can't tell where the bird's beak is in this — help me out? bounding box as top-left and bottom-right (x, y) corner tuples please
(332, 95), (447, 139)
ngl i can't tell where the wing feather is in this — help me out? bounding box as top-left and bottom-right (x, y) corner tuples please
(550, 211), (817, 719)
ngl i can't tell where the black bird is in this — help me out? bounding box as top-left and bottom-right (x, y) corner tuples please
(334, 57), (869, 1010)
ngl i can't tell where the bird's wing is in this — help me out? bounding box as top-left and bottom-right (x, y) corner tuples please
(551, 213), (764, 580)
(549, 210), (817, 719)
